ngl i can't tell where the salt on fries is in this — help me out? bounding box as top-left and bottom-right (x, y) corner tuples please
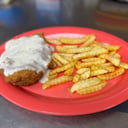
(42, 34), (128, 95)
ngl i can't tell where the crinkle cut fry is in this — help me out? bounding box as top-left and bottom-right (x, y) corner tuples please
(58, 36), (88, 44)
(104, 45), (120, 51)
(47, 39), (62, 45)
(73, 48), (108, 60)
(81, 34), (96, 47)
(43, 76), (73, 89)
(63, 45), (77, 48)
(64, 67), (74, 76)
(100, 66), (115, 73)
(70, 77), (101, 93)
(49, 61), (76, 75)
(98, 67), (125, 80)
(56, 46), (92, 54)
(99, 54), (120, 66)
(73, 74), (80, 83)
(77, 68), (90, 74)
(80, 68), (91, 80)
(76, 58), (106, 69)
(77, 80), (107, 94)
(119, 62), (128, 69)
(52, 57), (62, 66)
(91, 69), (108, 76)
(53, 53), (69, 64)
(48, 73), (58, 80)
(81, 57), (102, 62)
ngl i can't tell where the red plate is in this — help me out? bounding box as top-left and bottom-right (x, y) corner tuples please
(0, 26), (128, 116)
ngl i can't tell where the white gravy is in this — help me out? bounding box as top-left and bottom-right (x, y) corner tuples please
(0, 35), (53, 77)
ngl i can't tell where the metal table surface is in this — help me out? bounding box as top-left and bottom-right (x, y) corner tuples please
(0, 0), (128, 128)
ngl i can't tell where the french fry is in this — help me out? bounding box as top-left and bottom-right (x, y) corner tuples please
(90, 65), (100, 71)
(110, 52), (121, 58)
(63, 45), (77, 48)
(56, 46), (92, 54)
(58, 36), (88, 44)
(58, 53), (74, 62)
(64, 67), (74, 76)
(91, 41), (102, 46)
(119, 62), (128, 69)
(73, 74), (80, 83)
(52, 57), (63, 66)
(70, 77), (101, 93)
(56, 46), (67, 53)
(106, 56), (120, 66)
(60, 55), (72, 62)
(98, 67), (125, 80)
(67, 47), (92, 54)
(104, 45), (120, 51)
(100, 66), (115, 72)
(77, 80), (107, 94)
(91, 69), (108, 76)
(80, 68), (91, 80)
(75, 58), (106, 69)
(99, 54), (120, 66)
(81, 34), (96, 47)
(77, 68), (90, 74)
(49, 61), (76, 75)
(53, 53), (69, 65)
(99, 62), (113, 67)
(81, 57), (102, 62)
(91, 64), (115, 73)
(43, 76), (73, 89)
(58, 53), (74, 58)
(48, 73), (58, 80)
(73, 48), (108, 60)
(47, 39), (62, 45)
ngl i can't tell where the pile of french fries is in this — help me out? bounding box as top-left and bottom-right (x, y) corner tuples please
(42, 34), (128, 95)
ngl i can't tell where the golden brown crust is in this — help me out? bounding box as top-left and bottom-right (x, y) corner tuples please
(48, 59), (56, 69)
(34, 32), (49, 44)
(0, 69), (43, 86)
(0, 69), (4, 75)
(0, 33), (52, 86)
